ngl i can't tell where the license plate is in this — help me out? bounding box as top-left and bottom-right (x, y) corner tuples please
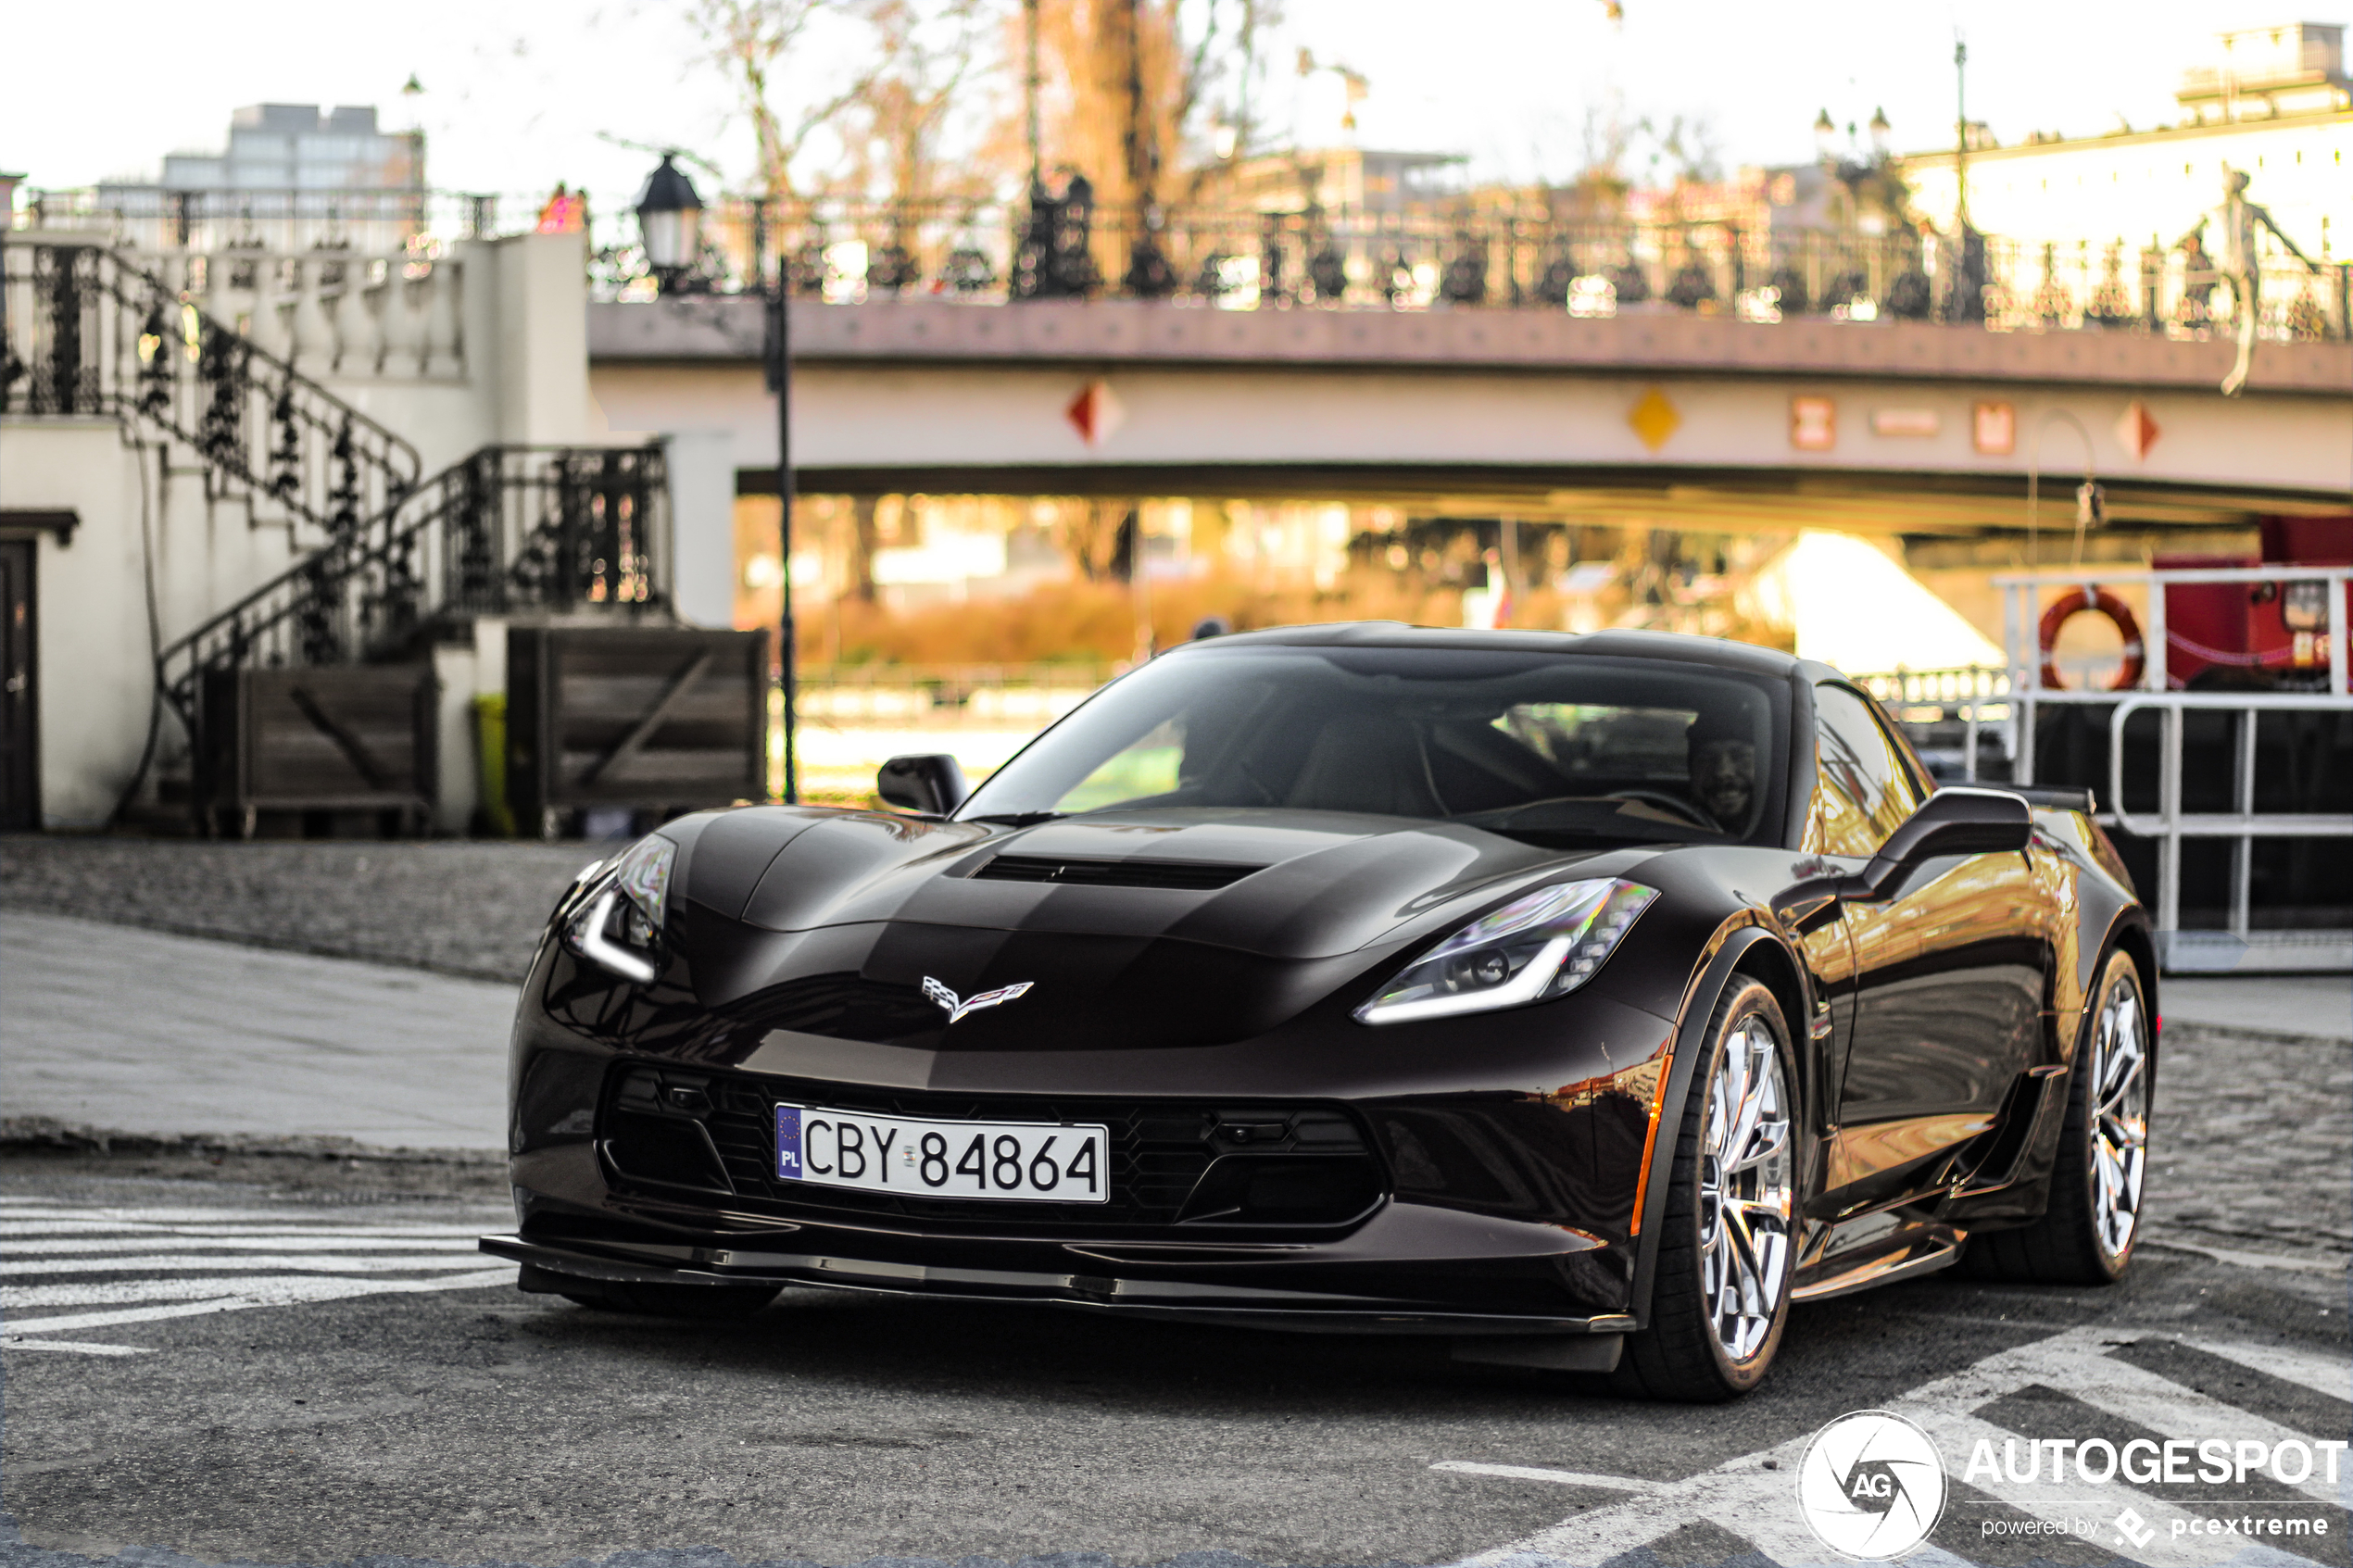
(774, 1106), (1110, 1203)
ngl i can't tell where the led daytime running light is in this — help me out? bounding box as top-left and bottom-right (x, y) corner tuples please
(566, 834), (676, 984)
(1354, 877), (1659, 1026)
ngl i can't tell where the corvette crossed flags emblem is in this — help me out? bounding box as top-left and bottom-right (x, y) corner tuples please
(922, 975), (1035, 1024)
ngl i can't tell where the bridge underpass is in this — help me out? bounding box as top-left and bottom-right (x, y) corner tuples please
(590, 295), (2352, 625)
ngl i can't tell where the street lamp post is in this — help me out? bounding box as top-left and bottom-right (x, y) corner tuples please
(763, 247), (799, 805)
(635, 155), (797, 804)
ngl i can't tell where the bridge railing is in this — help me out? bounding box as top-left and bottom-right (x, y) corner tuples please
(619, 196), (2353, 341)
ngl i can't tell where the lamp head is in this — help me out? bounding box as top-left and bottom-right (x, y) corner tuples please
(634, 153), (704, 284)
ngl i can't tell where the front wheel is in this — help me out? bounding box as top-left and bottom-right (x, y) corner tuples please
(1616, 977), (1798, 1401)
(1963, 949), (2152, 1284)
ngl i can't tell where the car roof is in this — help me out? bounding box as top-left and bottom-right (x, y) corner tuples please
(1177, 621), (1807, 679)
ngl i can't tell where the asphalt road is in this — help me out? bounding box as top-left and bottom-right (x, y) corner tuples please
(2, 1165), (2345, 1568)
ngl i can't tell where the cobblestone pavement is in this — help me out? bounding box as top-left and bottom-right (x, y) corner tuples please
(2152, 1021), (2352, 1258)
(0, 837), (596, 983)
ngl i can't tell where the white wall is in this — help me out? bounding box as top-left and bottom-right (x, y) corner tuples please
(1906, 114), (2350, 253)
(0, 421), (245, 826)
(0, 231), (601, 828)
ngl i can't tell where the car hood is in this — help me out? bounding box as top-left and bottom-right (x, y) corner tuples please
(663, 806), (1650, 1052)
(690, 806), (1620, 961)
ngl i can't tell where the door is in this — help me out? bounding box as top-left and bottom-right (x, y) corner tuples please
(0, 540), (36, 831)
(1811, 683), (2045, 1198)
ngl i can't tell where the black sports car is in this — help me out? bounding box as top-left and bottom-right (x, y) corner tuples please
(481, 624), (2155, 1400)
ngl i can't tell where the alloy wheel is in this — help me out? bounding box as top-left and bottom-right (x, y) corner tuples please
(2088, 981), (2150, 1262)
(1697, 1017), (1794, 1365)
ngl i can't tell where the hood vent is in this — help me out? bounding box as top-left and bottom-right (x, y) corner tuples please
(975, 854), (1262, 892)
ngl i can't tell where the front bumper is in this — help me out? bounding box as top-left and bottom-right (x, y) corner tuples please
(477, 1215), (1636, 1336)
(502, 938), (1680, 1334)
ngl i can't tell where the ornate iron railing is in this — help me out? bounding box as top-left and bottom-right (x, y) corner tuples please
(157, 444), (669, 721)
(612, 196), (2353, 342)
(0, 238), (422, 537)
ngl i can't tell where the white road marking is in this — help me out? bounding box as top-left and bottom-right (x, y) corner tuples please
(0, 1198), (515, 1352)
(5, 1269), (518, 1310)
(1446, 1327), (2347, 1568)
(2, 1268), (517, 1336)
(0, 1220), (486, 1238)
(0, 1235), (482, 1255)
(1431, 1461), (1663, 1494)
(2196, 1339), (2353, 1401)
(0, 1253), (502, 1277)
(2149, 1240), (2351, 1275)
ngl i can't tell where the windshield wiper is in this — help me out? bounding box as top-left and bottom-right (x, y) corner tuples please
(967, 811), (1068, 826)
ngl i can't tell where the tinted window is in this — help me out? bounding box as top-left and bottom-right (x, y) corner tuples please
(1808, 684), (1924, 858)
(958, 646), (1790, 847)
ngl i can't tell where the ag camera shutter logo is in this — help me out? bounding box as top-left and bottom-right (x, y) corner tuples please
(1797, 1410), (1949, 1559)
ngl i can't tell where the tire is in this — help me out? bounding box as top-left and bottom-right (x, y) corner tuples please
(1616, 977), (1799, 1401)
(559, 1281), (782, 1320)
(1962, 949), (2152, 1285)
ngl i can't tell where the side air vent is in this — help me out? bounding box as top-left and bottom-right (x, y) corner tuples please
(974, 855), (1261, 891)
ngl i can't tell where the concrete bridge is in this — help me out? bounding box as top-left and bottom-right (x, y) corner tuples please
(592, 295), (2353, 537)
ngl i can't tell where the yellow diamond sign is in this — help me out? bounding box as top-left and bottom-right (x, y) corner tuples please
(1628, 387), (1680, 451)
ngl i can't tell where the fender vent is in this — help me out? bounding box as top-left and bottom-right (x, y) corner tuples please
(974, 855), (1260, 891)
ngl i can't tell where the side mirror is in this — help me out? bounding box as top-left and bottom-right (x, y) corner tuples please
(1865, 786), (2032, 884)
(877, 753), (968, 817)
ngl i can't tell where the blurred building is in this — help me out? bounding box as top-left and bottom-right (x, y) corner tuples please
(1904, 24), (2349, 255)
(1225, 148), (1468, 214)
(104, 103), (423, 198)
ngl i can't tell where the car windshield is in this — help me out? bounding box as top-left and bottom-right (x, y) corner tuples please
(956, 644), (1789, 847)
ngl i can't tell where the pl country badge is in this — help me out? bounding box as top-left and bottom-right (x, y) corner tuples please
(1796, 1410), (1949, 1559)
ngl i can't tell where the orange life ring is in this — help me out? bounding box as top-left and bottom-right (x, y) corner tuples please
(2039, 587), (2145, 691)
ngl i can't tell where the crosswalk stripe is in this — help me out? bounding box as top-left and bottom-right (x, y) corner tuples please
(0, 1220), (488, 1239)
(1, 1235), (483, 1256)
(1, 1267), (517, 1336)
(0, 1253), (505, 1277)
(1448, 1326), (2347, 1568)
(0, 1198), (516, 1349)
(2196, 1339), (2353, 1402)
(4, 1269), (516, 1310)
(0, 1212), (486, 1232)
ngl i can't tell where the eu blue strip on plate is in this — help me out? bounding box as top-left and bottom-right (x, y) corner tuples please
(774, 1105), (802, 1180)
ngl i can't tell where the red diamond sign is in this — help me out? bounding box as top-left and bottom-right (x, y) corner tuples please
(1066, 379), (1125, 445)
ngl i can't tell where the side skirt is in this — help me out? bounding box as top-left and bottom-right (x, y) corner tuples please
(1791, 1222), (1966, 1303)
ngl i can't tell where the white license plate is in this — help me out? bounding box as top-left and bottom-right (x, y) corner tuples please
(774, 1105), (1110, 1203)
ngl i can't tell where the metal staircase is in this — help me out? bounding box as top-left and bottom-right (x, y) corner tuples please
(5, 233), (673, 831)
(157, 443), (670, 718)
(1, 238), (421, 538)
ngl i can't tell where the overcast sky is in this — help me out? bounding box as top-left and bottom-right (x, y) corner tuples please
(3, 1), (2338, 211)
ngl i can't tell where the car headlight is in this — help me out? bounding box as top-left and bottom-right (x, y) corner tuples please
(565, 834), (676, 984)
(1353, 877), (1659, 1026)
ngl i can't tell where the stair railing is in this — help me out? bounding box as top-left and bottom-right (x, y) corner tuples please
(158, 444), (670, 721)
(0, 237), (422, 538)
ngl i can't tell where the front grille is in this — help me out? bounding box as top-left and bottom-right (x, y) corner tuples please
(601, 1062), (1380, 1234)
(972, 854), (1262, 891)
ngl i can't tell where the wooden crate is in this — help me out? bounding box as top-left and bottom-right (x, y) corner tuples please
(197, 665), (437, 833)
(506, 625), (766, 829)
